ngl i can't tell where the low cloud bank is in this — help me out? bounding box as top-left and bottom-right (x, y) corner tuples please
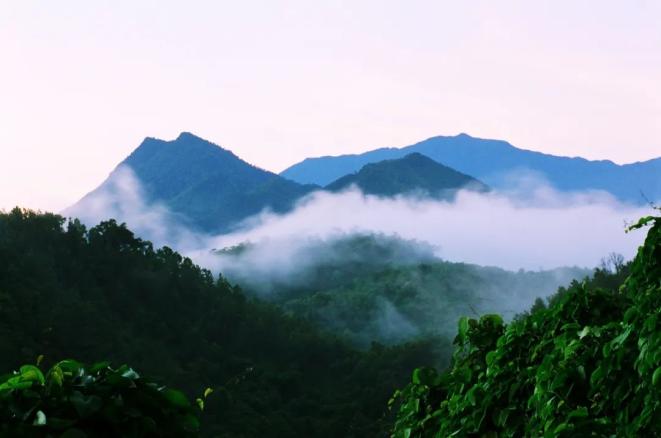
(67, 165), (651, 274)
(65, 166), (209, 251)
(205, 184), (649, 273)
(64, 166), (652, 346)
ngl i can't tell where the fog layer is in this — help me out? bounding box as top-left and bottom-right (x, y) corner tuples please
(67, 165), (649, 273)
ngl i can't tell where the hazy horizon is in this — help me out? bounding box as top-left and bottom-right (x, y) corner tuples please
(2, 1), (660, 211)
(1, 129), (659, 213)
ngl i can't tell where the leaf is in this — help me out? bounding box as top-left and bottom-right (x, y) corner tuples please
(56, 360), (83, 377)
(0, 375), (34, 391)
(481, 314), (504, 326)
(653, 367), (661, 387)
(626, 215), (655, 232)
(50, 366), (64, 387)
(412, 367), (438, 386)
(120, 367), (140, 380)
(203, 387), (214, 398)
(89, 361), (111, 374)
(458, 317), (470, 342)
(590, 366), (605, 388)
(20, 365), (45, 385)
(69, 391), (103, 418)
(33, 410), (47, 426)
(568, 406), (588, 419)
(163, 388), (191, 408)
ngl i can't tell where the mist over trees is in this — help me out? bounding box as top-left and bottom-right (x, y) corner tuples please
(0, 207), (655, 436)
(214, 233), (590, 348)
(0, 208), (437, 436)
(391, 212), (661, 437)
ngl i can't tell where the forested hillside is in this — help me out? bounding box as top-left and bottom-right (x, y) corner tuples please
(215, 234), (589, 348)
(1, 207), (648, 436)
(0, 208), (437, 437)
(391, 210), (660, 436)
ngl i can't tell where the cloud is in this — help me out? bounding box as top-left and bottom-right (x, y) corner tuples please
(66, 165), (651, 274)
(62, 166), (653, 346)
(206, 184), (649, 273)
(63, 165), (210, 251)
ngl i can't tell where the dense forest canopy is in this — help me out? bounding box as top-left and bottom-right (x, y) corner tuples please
(0, 208), (437, 436)
(215, 234), (589, 348)
(391, 210), (660, 436)
(0, 207), (648, 436)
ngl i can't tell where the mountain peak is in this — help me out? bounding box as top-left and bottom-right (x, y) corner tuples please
(74, 133), (317, 234)
(325, 152), (488, 198)
(402, 152), (432, 162)
(176, 131), (203, 142)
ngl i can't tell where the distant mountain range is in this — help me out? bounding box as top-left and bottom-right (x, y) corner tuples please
(325, 152), (489, 198)
(282, 133), (661, 204)
(70, 132), (660, 233)
(71, 133), (492, 233)
(72, 132), (318, 233)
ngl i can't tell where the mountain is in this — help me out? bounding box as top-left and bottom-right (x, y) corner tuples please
(281, 133), (661, 204)
(71, 132), (318, 233)
(325, 152), (489, 198)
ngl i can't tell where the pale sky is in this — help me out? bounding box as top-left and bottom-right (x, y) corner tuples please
(1, 1), (660, 212)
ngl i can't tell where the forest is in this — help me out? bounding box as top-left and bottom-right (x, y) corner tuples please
(0, 207), (658, 437)
(391, 210), (660, 436)
(216, 233), (588, 348)
(0, 208), (436, 436)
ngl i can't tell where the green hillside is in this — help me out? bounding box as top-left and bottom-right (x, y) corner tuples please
(216, 234), (589, 348)
(1, 207), (645, 436)
(391, 210), (660, 436)
(0, 208), (437, 437)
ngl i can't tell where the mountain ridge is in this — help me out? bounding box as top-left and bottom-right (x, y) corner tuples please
(325, 152), (489, 198)
(281, 133), (661, 203)
(70, 132), (319, 233)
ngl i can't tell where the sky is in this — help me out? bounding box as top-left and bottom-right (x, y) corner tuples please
(1, 1), (660, 212)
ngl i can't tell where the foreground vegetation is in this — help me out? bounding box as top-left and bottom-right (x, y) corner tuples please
(0, 359), (201, 436)
(391, 211), (660, 436)
(2, 207), (655, 436)
(0, 208), (436, 436)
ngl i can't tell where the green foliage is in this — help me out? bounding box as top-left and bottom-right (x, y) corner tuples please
(0, 359), (199, 437)
(391, 210), (661, 437)
(243, 235), (588, 348)
(0, 208), (436, 437)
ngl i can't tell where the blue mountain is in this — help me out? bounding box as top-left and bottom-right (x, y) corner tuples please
(325, 152), (489, 198)
(72, 132), (318, 233)
(281, 134), (661, 204)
